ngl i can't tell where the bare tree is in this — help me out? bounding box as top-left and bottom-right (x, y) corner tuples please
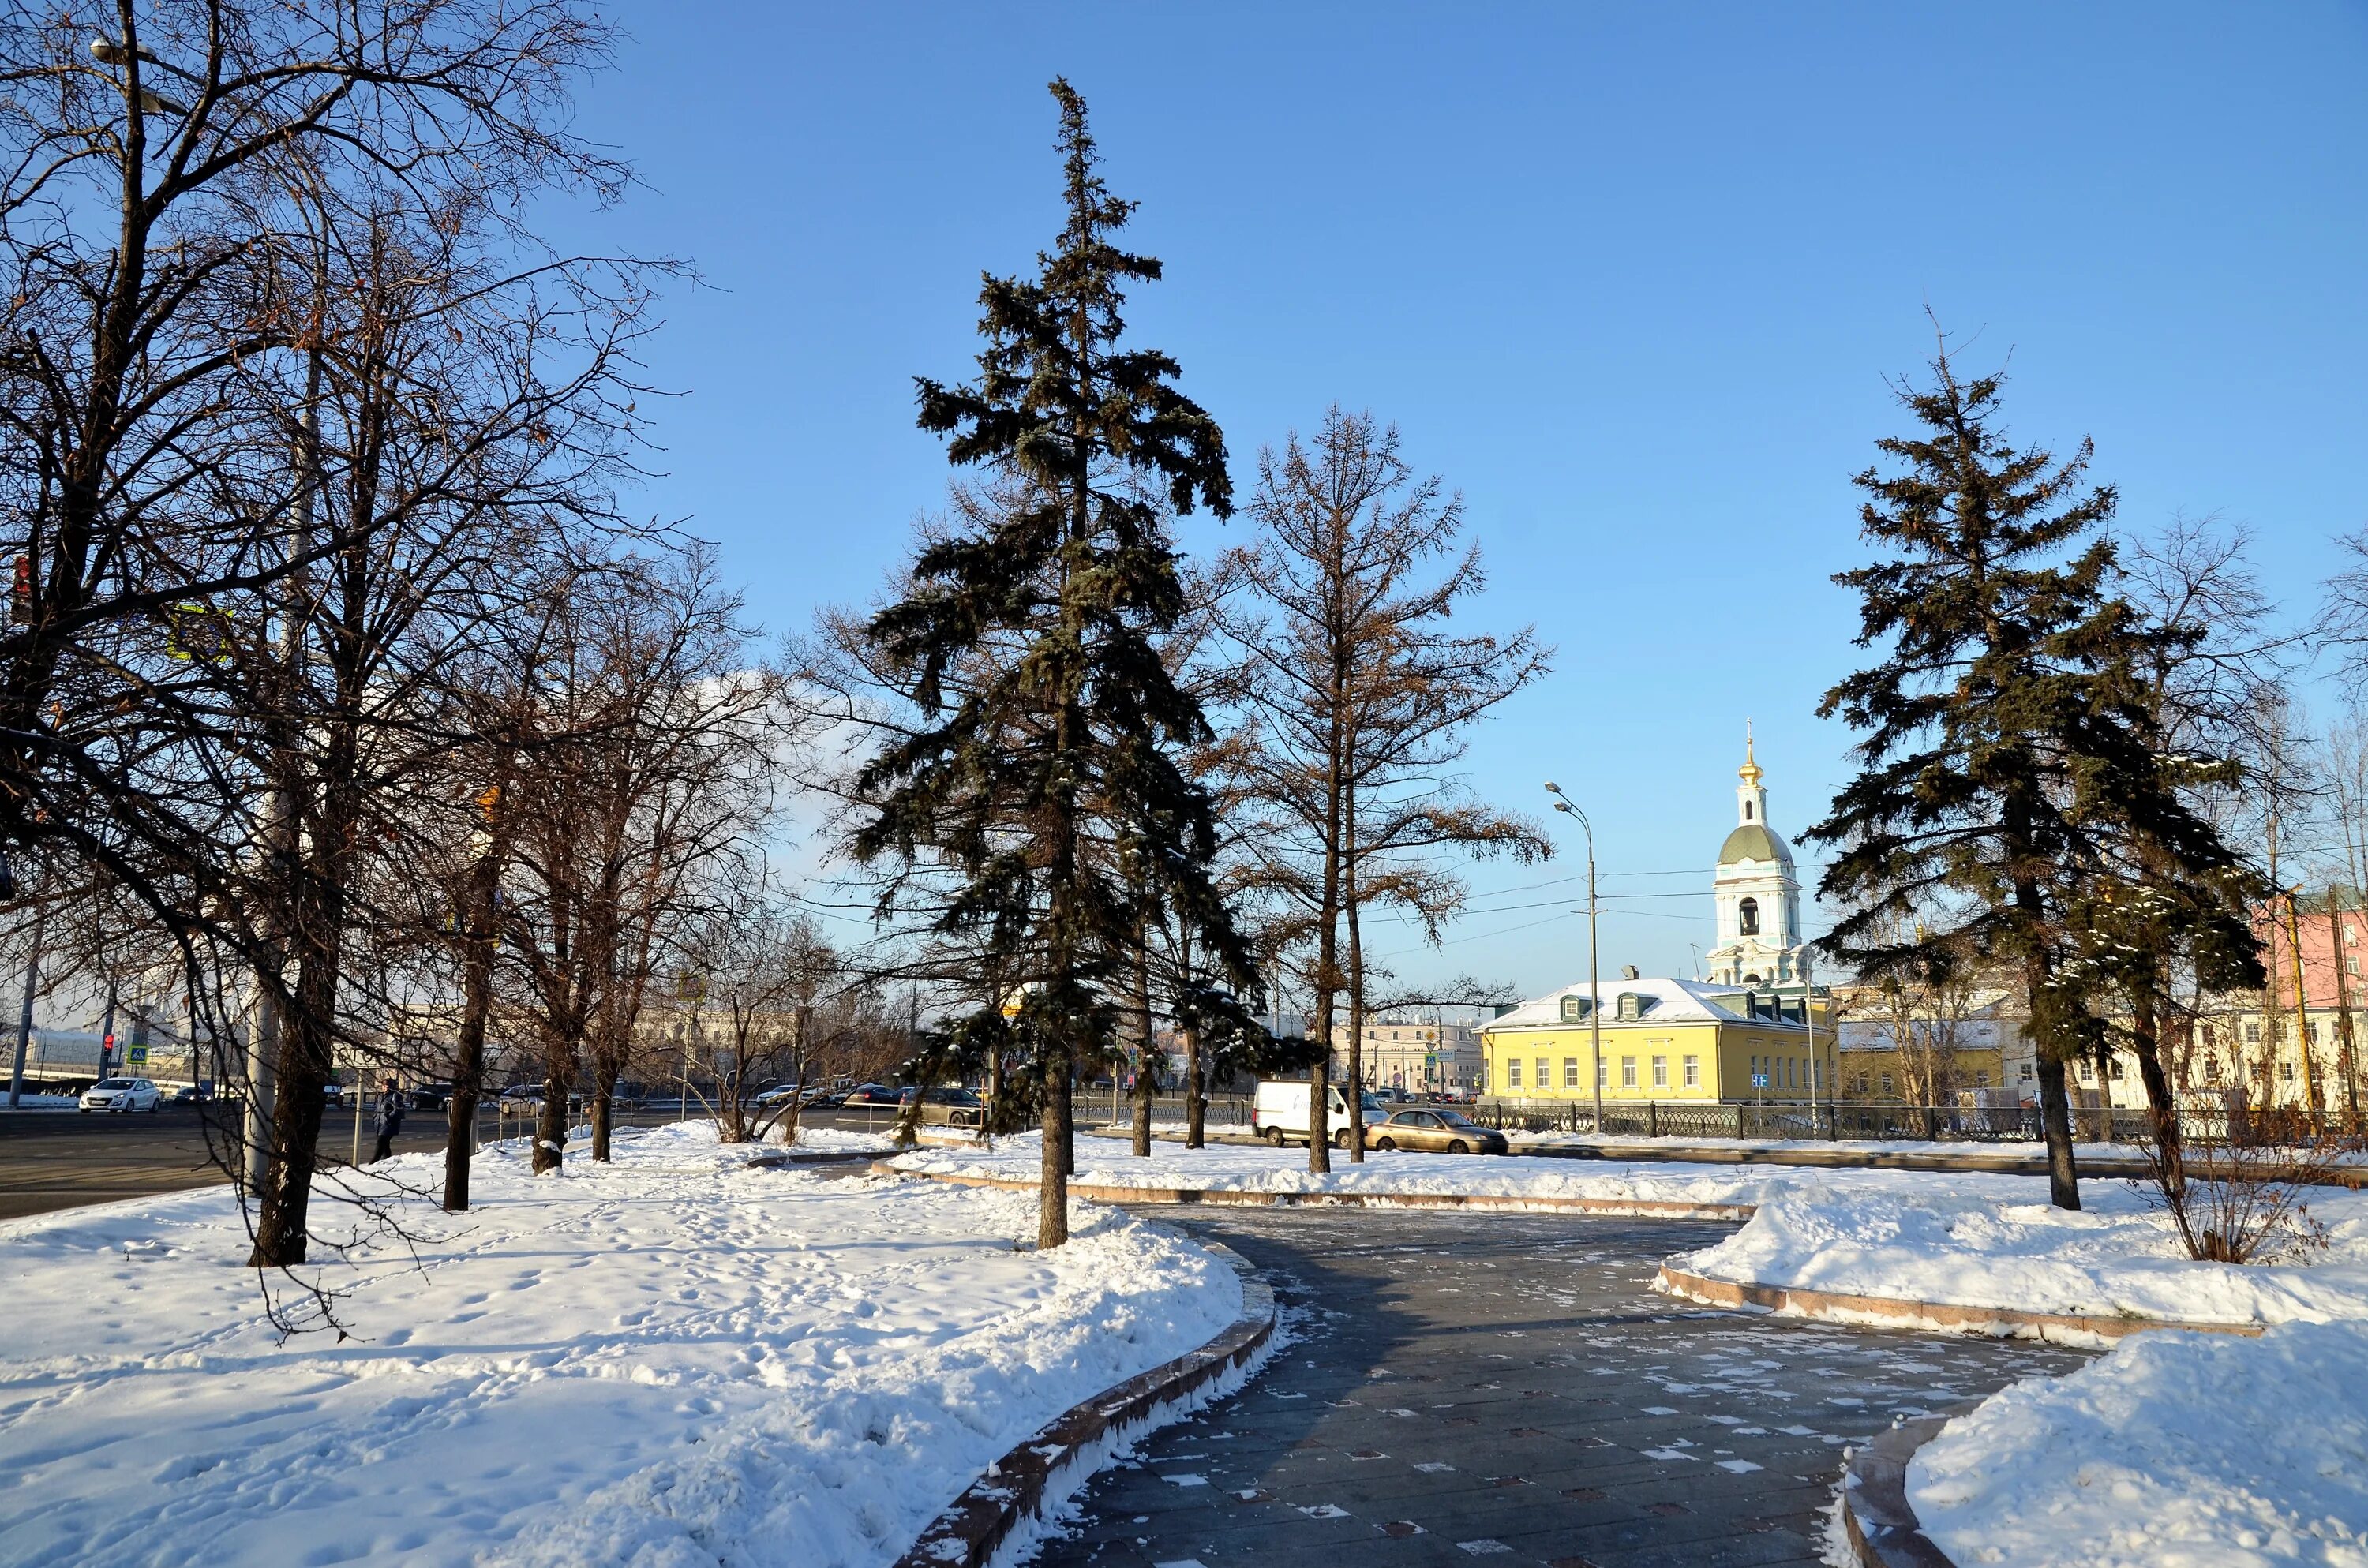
(1223, 408), (1546, 1169)
(500, 550), (783, 1173)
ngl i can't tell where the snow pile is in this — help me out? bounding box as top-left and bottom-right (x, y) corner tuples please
(1912, 1318), (2368, 1567)
(0, 1122), (1242, 1566)
(892, 1132), (2057, 1211)
(1680, 1181), (2368, 1327)
(0, 1092), (81, 1111)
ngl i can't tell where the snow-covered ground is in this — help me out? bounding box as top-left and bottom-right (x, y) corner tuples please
(895, 1132), (2063, 1211)
(0, 1121), (1242, 1566)
(1504, 1128), (2141, 1160)
(1680, 1181), (2368, 1328)
(0, 1092), (81, 1112)
(1912, 1319), (2368, 1567)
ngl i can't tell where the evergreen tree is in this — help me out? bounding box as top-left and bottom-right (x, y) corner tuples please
(1809, 339), (2244, 1210)
(855, 80), (1251, 1248)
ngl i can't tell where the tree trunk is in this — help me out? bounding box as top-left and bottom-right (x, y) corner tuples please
(1183, 1025), (1205, 1148)
(533, 1057), (569, 1174)
(441, 848), (500, 1212)
(245, 975), (333, 1267)
(2128, 979), (2183, 1206)
(590, 1059), (617, 1162)
(1344, 851), (1367, 1164)
(1130, 925), (1154, 1155)
(2034, 1046), (2081, 1210)
(246, 779), (353, 1267)
(1038, 1050), (1071, 1248)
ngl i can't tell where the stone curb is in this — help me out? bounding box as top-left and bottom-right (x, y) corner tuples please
(889, 1240), (1277, 1568)
(876, 1162), (1757, 1222)
(1840, 1413), (1961, 1568)
(1653, 1262), (2268, 1345)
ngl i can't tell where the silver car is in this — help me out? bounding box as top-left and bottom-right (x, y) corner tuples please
(81, 1077), (163, 1113)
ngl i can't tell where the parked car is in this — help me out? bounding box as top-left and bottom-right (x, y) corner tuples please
(751, 1083), (800, 1108)
(841, 1083), (900, 1107)
(1252, 1079), (1385, 1148)
(408, 1082), (455, 1112)
(1362, 1106), (1508, 1156)
(496, 1083), (545, 1117)
(80, 1077), (162, 1113)
(908, 1086), (984, 1128)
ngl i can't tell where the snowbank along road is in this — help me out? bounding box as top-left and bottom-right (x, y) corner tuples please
(1032, 1207), (2088, 1568)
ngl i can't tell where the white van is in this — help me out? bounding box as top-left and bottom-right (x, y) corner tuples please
(1252, 1080), (1386, 1148)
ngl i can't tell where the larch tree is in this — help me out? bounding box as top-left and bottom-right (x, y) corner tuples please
(854, 80), (1253, 1249)
(1810, 337), (2242, 1211)
(1225, 408), (1545, 1169)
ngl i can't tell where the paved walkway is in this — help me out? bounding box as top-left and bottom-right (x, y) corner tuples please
(1037, 1208), (2085, 1568)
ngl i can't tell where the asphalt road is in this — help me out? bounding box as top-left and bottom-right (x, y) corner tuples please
(1041, 1207), (2089, 1568)
(0, 1102), (908, 1221)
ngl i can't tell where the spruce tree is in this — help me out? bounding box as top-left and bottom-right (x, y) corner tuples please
(856, 79), (1250, 1248)
(1809, 341), (2243, 1210)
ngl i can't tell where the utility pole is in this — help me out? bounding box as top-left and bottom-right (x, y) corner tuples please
(1545, 784), (1603, 1135)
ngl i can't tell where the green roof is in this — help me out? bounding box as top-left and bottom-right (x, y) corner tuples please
(1718, 823), (1791, 865)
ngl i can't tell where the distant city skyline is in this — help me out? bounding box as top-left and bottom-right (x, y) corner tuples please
(550, 2), (2368, 998)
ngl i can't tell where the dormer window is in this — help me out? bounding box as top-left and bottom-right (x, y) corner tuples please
(1616, 993), (1643, 1020)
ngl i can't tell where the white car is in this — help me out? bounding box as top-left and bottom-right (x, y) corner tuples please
(81, 1077), (163, 1113)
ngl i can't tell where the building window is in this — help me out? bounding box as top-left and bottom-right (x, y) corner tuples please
(1564, 1057), (1579, 1089)
(1683, 1055), (1700, 1088)
(2204, 1054), (2222, 1083)
(2351, 956), (2361, 977)
(1617, 993), (1642, 1020)
(2246, 1020), (2261, 1044)
(2282, 1061), (2297, 1082)
(2078, 1060), (2093, 1083)
(1621, 1057), (1638, 1088)
(1738, 897), (1760, 937)
(1879, 1072), (1894, 1095)
(2108, 1057), (2125, 1080)
(1506, 1060), (1521, 1090)
(2019, 1061), (2034, 1083)
(1972, 1072), (1988, 1088)
(1652, 1055), (1668, 1088)
(1854, 1071), (1869, 1092)
(1597, 1057), (1608, 1087)
(1744, 799), (1754, 821)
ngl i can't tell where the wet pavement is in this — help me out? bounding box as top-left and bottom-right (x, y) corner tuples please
(1034, 1207), (2088, 1568)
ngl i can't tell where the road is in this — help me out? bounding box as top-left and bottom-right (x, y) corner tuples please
(1040, 1207), (2088, 1568)
(0, 1102), (908, 1222)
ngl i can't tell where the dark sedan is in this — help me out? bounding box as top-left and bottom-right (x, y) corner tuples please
(1362, 1107), (1508, 1155)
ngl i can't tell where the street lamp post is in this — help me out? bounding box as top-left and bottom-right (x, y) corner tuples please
(1544, 784), (1603, 1135)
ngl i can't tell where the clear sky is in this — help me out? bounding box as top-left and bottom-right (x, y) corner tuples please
(543, 2), (2368, 1003)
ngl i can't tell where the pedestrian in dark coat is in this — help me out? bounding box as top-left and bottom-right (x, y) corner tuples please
(372, 1078), (404, 1162)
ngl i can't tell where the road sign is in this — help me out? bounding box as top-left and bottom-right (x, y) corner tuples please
(1752, 1072), (1767, 1089)
(127, 1044), (148, 1065)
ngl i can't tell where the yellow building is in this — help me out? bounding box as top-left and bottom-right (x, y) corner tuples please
(1479, 977), (1838, 1103)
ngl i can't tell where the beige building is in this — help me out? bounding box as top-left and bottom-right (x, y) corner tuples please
(1352, 1019), (1482, 1096)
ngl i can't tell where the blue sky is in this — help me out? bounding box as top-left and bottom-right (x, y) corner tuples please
(546, 2), (2368, 1001)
